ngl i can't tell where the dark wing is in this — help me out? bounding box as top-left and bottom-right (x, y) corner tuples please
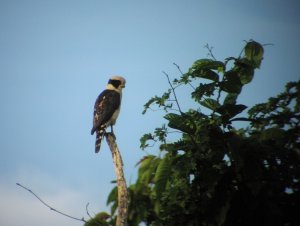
(91, 89), (120, 135)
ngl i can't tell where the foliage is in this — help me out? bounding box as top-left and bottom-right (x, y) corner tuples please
(104, 40), (300, 226)
(84, 212), (111, 226)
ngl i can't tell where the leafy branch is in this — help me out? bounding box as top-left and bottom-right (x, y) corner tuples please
(204, 43), (217, 60)
(106, 40), (300, 226)
(163, 71), (183, 114)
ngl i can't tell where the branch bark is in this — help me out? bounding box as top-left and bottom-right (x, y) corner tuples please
(105, 133), (128, 226)
(16, 183), (87, 223)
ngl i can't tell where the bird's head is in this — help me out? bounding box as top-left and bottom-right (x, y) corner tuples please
(107, 76), (126, 92)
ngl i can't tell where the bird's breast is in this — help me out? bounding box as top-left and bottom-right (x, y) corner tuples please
(108, 107), (120, 126)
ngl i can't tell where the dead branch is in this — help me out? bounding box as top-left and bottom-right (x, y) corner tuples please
(105, 133), (128, 226)
(16, 183), (87, 223)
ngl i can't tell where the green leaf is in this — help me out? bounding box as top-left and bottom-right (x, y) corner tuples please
(154, 200), (161, 216)
(154, 156), (171, 197)
(160, 140), (187, 153)
(260, 127), (285, 141)
(164, 113), (195, 133)
(106, 186), (118, 216)
(239, 65), (254, 85)
(216, 104), (247, 119)
(85, 214), (110, 226)
(200, 98), (221, 111)
(94, 212), (111, 222)
(136, 155), (161, 187)
(244, 41), (264, 68)
(235, 58), (255, 84)
(142, 90), (171, 114)
(154, 125), (168, 142)
(190, 69), (219, 82)
(221, 70), (242, 94)
(164, 113), (181, 122)
(140, 133), (153, 149)
(220, 81), (242, 94)
(192, 59), (225, 71)
(186, 59), (225, 82)
(192, 82), (216, 102)
(106, 186), (117, 205)
(137, 155), (157, 176)
(223, 93), (238, 105)
(178, 73), (192, 84)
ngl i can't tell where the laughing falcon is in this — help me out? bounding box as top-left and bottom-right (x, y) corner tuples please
(91, 76), (126, 153)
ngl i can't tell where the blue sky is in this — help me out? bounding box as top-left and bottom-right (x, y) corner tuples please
(0, 0), (299, 225)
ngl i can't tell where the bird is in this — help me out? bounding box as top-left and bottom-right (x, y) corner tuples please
(91, 76), (126, 153)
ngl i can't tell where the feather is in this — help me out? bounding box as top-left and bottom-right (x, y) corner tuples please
(91, 90), (120, 135)
(91, 76), (125, 153)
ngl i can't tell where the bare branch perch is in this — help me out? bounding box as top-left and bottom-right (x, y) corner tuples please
(16, 183), (87, 223)
(105, 133), (129, 226)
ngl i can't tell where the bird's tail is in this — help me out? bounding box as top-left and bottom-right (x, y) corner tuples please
(95, 125), (106, 153)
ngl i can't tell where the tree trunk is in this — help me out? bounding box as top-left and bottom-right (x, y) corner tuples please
(105, 133), (128, 226)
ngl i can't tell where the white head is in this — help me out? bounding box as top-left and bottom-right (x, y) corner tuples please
(106, 76), (126, 92)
